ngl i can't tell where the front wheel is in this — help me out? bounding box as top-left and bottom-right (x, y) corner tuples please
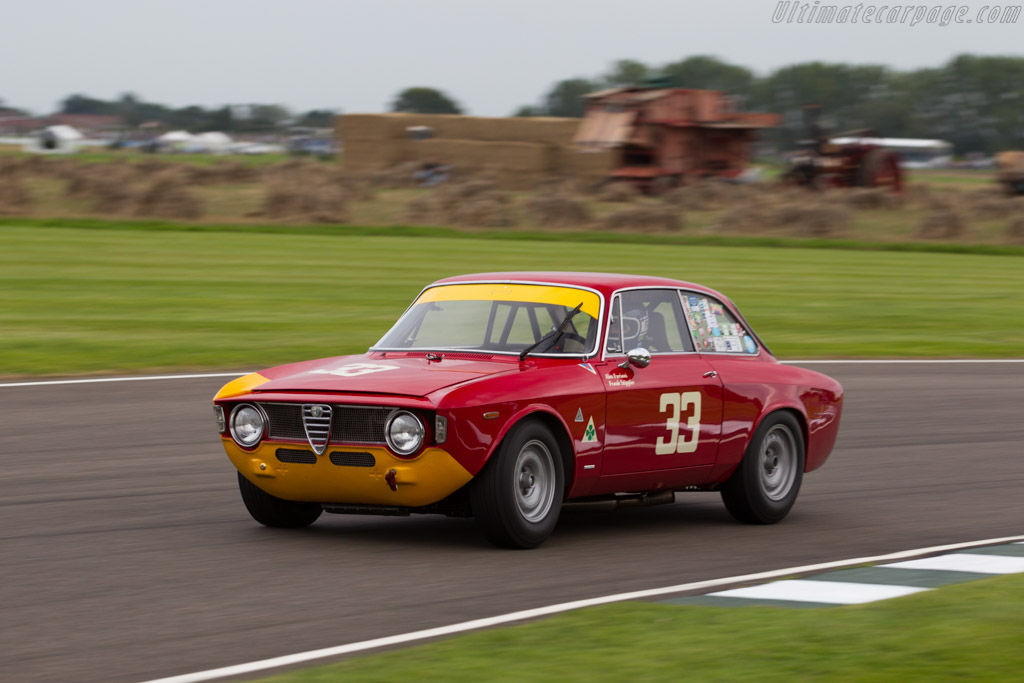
(721, 412), (805, 524)
(470, 421), (565, 549)
(237, 472), (323, 528)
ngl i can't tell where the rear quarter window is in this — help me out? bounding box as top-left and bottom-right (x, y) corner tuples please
(682, 293), (758, 355)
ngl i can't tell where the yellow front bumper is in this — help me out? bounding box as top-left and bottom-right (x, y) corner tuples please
(223, 439), (473, 507)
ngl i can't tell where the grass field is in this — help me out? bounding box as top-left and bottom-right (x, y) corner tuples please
(2, 222), (1022, 377)
(253, 572), (1024, 682)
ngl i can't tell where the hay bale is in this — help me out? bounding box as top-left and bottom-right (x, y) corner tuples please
(915, 210), (966, 240)
(922, 188), (967, 213)
(598, 204), (683, 232)
(744, 200), (851, 237)
(201, 160), (261, 184)
(648, 176), (678, 197)
(364, 162), (422, 189)
(88, 165), (140, 214)
(789, 203), (851, 237)
(449, 179), (498, 200)
(413, 139), (552, 174)
(960, 188), (1018, 220)
(534, 176), (577, 193)
(968, 196), (1017, 220)
(403, 183), (511, 225)
(1007, 217), (1024, 244)
(769, 202), (810, 227)
(845, 187), (900, 210)
(0, 175), (32, 214)
(449, 198), (516, 228)
(134, 169), (205, 220)
(906, 183), (932, 206)
(597, 182), (640, 203)
(662, 181), (738, 210)
(524, 193), (591, 227)
(555, 147), (616, 184)
(135, 159), (171, 175)
(337, 176), (376, 202)
(404, 193), (444, 224)
(62, 165), (97, 197)
(340, 113), (579, 146)
(257, 170), (349, 224)
(711, 205), (765, 234)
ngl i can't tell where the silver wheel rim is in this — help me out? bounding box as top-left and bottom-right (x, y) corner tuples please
(514, 439), (556, 523)
(759, 424), (797, 502)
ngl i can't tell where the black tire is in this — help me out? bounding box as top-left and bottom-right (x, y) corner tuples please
(858, 148), (902, 190)
(470, 420), (565, 549)
(721, 412), (805, 524)
(237, 472), (323, 528)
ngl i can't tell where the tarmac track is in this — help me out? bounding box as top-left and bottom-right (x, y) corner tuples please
(2, 362), (1022, 682)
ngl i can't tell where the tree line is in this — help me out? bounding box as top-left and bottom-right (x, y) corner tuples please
(512, 54), (1024, 154)
(0, 93), (335, 133)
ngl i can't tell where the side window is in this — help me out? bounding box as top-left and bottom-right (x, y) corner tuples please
(607, 289), (694, 355)
(681, 293), (759, 355)
(605, 296), (623, 354)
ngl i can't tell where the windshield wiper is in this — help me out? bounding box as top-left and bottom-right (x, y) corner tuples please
(519, 302), (584, 361)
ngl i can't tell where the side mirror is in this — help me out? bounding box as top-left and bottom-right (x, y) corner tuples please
(618, 347), (651, 369)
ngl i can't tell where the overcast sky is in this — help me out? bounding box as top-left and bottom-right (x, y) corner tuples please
(3, 0), (1022, 116)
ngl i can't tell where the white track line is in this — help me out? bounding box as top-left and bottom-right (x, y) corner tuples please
(883, 553), (1024, 574)
(4, 360), (1024, 390)
(709, 579), (928, 605)
(143, 534), (1024, 683)
(0, 372), (250, 389)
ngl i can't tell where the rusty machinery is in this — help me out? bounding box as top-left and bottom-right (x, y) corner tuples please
(784, 105), (903, 192)
(573, 87), (780, 190)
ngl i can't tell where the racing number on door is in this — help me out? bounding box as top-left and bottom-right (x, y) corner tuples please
(655, 391), (702, 455)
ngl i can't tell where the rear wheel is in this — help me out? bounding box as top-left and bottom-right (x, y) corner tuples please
(858, 148), (902, 191)
(470, 421), (564, 549)
(237, 472), (323, 528)
(721, 412), (804, 524)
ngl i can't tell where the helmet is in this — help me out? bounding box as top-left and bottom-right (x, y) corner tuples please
(621, 308), (649, 350)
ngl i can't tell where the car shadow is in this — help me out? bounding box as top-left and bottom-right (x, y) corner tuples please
(258, 497), (738, 550)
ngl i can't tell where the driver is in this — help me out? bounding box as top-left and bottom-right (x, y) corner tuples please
(607, 307), (649, 353)
(622, 308), (649, 351)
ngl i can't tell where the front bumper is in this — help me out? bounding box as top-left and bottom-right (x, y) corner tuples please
(222, 439), (473, 507)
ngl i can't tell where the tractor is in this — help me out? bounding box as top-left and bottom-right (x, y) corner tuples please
(783, 106), (902, 193)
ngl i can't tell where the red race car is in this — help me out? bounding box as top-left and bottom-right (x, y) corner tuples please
(213, 272), (843, 548)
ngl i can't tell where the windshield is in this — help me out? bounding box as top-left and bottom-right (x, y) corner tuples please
(373, 283), (602, 356)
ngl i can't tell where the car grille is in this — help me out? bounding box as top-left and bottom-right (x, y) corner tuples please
(329, 451), (376, 468)
(302, 404), (332, 455)
(276, 448), (317, 464)
(260, 403), (393, 446)
(274, 449), (377, 468)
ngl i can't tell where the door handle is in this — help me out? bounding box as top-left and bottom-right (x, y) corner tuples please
(703, 371), (718, 378)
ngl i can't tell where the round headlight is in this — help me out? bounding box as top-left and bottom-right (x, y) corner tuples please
(230, 404), (265, 448)
(386, 411), (425, 456)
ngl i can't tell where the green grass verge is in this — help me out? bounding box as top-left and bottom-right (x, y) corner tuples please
(2, 222), (1022, 376)
(4, 216), (1024, 257)
(255, 573), (1024, 682)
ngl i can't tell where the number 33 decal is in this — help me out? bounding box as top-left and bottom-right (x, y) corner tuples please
(655, 391), (702, 454)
